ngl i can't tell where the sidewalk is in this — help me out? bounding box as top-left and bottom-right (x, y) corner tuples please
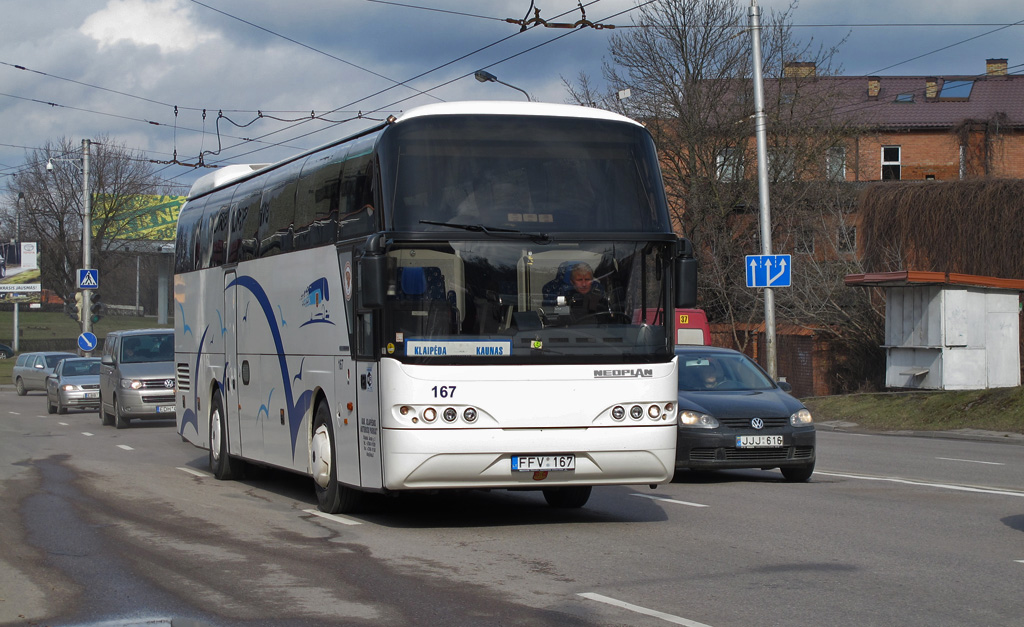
(817, 420), (1024, 445)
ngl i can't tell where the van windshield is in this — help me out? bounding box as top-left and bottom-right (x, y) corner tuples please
(120, 334), (174, 364)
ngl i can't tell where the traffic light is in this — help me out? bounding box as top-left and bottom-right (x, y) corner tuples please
(68, 291), (83, 322)
(90, 293), (104, 324)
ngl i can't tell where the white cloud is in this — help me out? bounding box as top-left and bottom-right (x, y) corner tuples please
(80, 0), (218, 54)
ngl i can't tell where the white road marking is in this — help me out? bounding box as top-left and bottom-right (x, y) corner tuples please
(936, 457), (1004, 466)
(82, 432), (94, 437)
(631, 493), (709, 508)
(302, 508), (362, 526)
(117, 445), (134, 451)
(8, 412), (19, 415)
(58, 422), (69, 426)
(176, 466), (208, 478)
(1015, 560), (1024, 565)
(817, 471), (1024, 498)
(579, 593), (714, 626)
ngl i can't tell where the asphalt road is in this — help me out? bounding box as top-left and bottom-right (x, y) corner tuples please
(1, 388), (1022, 627)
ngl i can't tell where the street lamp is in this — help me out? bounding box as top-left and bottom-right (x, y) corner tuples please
(46, 139), (93, 335)
(474, 70), (531, 101)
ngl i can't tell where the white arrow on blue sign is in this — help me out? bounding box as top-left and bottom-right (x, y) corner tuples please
(745, 254), (792, 288)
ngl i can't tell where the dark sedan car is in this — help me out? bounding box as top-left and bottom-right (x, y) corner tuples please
(674, 345), (815, 482)
(46, 357), (102, 414)
(0, 342), (13, 359)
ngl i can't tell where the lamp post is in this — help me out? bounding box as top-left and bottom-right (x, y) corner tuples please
(474, 70), (531, 101)
(46, 139), (93, 335)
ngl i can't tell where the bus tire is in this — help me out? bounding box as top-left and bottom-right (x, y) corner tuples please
(311, 402), (362, 514)
(542, 486), (592, 508)
(209, 392), (237, 480)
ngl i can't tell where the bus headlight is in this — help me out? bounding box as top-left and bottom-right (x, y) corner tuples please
(629, 405), (644, 420)
(443, 407), (458, 423)
(463, 407), (477, 423)
(611, 406), (626, 421)
(422, 408), (437, 423)
(648, 405), (662, 420)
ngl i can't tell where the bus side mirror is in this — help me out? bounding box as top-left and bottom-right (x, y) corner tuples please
(675, 238), (697, 309)
(357, 234), (387, 310)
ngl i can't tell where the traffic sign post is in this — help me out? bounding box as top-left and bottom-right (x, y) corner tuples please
(78, 269), (99, 290)
(745, 254), (792, 288)
(78, 331), (98, 353)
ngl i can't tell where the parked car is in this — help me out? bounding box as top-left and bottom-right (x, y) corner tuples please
(46, 357), (102, 414)
(0, 342), (13, 359)
(674, 345), (816, 482)
(99, 329), (176, 429)
(12, 351), (78, 396)
(0, 251), (6, 278)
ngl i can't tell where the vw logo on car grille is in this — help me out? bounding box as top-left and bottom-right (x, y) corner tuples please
(750, 417), (764, 430)
(164, 379), (175, 388)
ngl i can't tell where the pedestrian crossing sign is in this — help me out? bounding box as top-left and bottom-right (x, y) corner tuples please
(78, 269), (99, 290)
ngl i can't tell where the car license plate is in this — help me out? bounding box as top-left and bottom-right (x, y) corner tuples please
(85, 392), (98, 399)
(512, 454), (575, 472)
(736, 435), (784, 448)
(156, 406), (176, 413)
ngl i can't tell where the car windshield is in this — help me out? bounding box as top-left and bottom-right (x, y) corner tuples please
(64, 359), (100, 376)
(677, 352), (775, 391)
(45, 354), (75, 368)
(120, 335), (174, 364)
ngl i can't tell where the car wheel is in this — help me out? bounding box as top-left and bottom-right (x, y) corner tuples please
(781, 462), (815, 483)
(542, 486), (592, 508)
(114, 396), (130, 429)
(47, 398), (56, 414)
(15, 378), (26, 396)
(57, 398), (67, 415)
(311, 401), (362, 514)
(209, 392), (237, 480)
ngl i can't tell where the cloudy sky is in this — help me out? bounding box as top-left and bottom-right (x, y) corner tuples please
(1, 0), (1022, 194)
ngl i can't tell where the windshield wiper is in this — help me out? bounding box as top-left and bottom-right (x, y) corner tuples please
(420, 220), (551, 244)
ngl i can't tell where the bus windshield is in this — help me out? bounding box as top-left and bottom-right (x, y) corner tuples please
(383, 239), (673, 364)
(382, 115), (670, 234)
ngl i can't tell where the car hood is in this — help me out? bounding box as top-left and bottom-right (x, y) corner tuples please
(677, 389), (804, 418)
(59, 375), (100, 385)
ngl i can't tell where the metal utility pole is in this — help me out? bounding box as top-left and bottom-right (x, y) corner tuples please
(749, 0), (778, 379)
(82, 138), (93, 335)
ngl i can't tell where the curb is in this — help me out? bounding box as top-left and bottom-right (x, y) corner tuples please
(816, 421), (1024, 446)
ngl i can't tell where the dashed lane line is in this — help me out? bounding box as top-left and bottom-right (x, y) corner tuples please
(631, 493), (709, 508)
(302, 508), (362, 526)
(579, 593), (714, 626)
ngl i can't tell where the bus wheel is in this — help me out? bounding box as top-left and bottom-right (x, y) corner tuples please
(311, 403), (362, 514)
(542, 486), (592, 508)
(209, 392), (236, 480)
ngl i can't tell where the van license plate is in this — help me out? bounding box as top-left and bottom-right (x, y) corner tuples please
(512, 455), (575, 472)
(157, 406), (175, 413)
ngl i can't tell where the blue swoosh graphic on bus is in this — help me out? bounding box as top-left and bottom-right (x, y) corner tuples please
(257, 388), (273, 424)
(299, 318), (336, 328)
(277, 304), (287, 327)
(292, 357), (305, 385)
(217, 309), (227, 337)
(227, 275), (312, 459)
(177, 302), (193, 337)
(178, 325), (210, 438)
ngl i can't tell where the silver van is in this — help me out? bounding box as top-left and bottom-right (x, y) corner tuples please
(99, 329), (175, 429)
(12, 351), (77, 396)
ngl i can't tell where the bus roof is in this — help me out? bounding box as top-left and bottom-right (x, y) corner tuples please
(393, 101), (644, 127)
(186, 101), (644, 199)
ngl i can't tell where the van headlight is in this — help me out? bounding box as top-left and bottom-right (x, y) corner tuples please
(121, 378), (143, 390)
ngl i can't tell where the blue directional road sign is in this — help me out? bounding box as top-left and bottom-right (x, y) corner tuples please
(78, 331), (98, 353)
(745, 254), (792, 288)
(78, 268), (99, 290)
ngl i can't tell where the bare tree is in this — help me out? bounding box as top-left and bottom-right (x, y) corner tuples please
(4, 136), (172, 307)
(566, 0), (884, 389)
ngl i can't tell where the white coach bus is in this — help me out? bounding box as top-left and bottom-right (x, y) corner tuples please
(174, 101), (697, 513)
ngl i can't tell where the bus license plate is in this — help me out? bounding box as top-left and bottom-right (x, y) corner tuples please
(512, 455), (575, 472)
(736, 435), (784, 448)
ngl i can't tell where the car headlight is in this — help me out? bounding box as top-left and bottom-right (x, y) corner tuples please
(121, 378), (143, 390)
(679, 410), (719, 429)
(790, 408), (813, 426)
(61, 384), (76, 392)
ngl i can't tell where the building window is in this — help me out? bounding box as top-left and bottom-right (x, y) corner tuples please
(837, 225), (856, 254)
(717, 147), (744, 182)
(826, 146), (846, 181)
(895, 93), (915, 103)
(882, 146), (901, 180)
(769, 148), (795, 181)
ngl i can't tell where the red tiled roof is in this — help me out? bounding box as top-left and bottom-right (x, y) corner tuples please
(844, 270), (1024, 290)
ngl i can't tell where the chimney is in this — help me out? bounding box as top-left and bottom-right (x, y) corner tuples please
(867, 77), (881, 99)
(986, 58), (1008, 76)
(784, 61), (816, 78)
(925, 77), (939, 99)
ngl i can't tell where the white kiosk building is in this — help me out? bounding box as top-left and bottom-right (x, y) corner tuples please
(845, 271), (1024, 390)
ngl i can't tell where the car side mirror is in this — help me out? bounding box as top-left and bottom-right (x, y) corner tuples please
(776, 381), (792, 393)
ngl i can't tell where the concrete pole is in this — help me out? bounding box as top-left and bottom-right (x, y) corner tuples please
(749, 1), (778, 379)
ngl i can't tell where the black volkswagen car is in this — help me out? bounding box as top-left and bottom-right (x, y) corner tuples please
(674, 345), (815, 482)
